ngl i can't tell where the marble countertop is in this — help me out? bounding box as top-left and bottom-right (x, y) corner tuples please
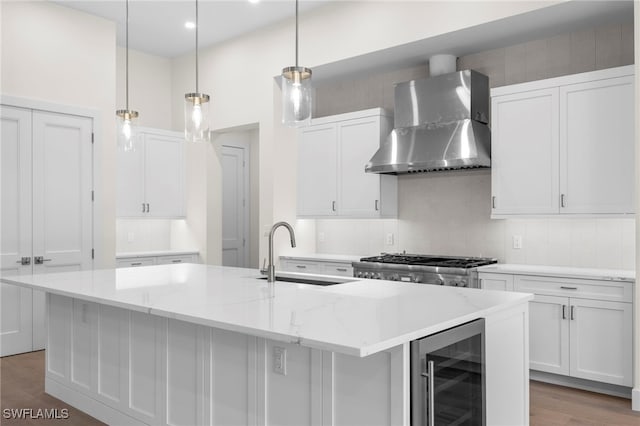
(1, 264), (532, 357)
(478, 263), (635, 282)
(279, 253), (366, 263)
(116, 249), (199, 258)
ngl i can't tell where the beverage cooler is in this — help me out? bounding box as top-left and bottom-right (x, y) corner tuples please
(410, 319), (485, 426)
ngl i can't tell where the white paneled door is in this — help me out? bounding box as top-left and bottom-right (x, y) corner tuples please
(222, 145), (248, 268)
(0, 106), (93, 356)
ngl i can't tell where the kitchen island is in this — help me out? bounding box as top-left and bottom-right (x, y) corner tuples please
(2, 264), (532, 425)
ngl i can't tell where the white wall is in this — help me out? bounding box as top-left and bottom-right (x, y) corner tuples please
(169, 0), (559, 264)
(1, 1), (116, 267)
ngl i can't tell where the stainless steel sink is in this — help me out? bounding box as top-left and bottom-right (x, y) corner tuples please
(257, 275), (355, 286)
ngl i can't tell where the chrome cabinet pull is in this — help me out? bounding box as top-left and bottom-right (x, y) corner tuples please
(142, 202), (145, 213)
(16, 257), (31, 265)
(492, 196), (496, 209)
(131, 262), (142, 266)
(296, 265), (307, 269)
(336, 268), (347, 272)
(560, 286), (577, 290)
(570, 306), (575, 320)
(562, 304), (566, 320)
(332, 201), (336, 212)
(171, 259), (182, 263)
(561, 194), (566, 208)
(375, 200), (379, 211)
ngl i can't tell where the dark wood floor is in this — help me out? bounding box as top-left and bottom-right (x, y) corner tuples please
(2, 351), (640, 425)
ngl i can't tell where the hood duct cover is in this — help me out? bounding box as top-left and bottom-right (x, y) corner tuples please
(366, 69), (491, 174)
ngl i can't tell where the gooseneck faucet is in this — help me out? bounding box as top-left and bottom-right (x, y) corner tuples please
(267, 221), (297, 283)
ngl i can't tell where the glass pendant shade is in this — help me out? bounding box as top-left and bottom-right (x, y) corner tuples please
(282, 66), (312, 126)
(184, 93), (210, 143)
(116, 109), (138, 152)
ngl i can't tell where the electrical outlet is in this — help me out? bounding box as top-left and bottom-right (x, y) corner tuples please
(385, 233), (394, 245)
(273, 346), (287, 375)
(512, 235), (523, 249)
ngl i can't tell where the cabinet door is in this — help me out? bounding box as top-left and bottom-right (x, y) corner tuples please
(491, 88), (559, 215)
(143, 131), (185, 217)
(0, 106), (34, 356)
(297, 124), (337, 216)
(478, 273), (513, 291)
(338, 116), (382, 216)
(569, 299), (632, 386)
(528, 294), (570, 375)
(559, 76), (634, 214)
(116, 136), (145, 217)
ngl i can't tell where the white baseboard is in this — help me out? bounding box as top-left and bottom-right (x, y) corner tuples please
(45, 378), (146, 426)
(632, 387), (640, 411)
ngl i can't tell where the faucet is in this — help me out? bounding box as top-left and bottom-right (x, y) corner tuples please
(266, 221), (296, 283)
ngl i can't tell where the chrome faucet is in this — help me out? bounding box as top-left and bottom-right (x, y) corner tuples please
(267, 221), (296, 283)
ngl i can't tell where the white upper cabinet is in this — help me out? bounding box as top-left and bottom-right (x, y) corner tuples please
(297, 108), (397, 218)
(490, 65), (634, 217)
(117, 127), (185, 218)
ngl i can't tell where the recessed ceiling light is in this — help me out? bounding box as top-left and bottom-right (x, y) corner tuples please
(185, 21), (196, 29)
(248, 0), (260, 4)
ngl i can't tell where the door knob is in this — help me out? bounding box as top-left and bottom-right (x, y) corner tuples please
(16, 257), (31, 266)
(34, 256), (52, 265)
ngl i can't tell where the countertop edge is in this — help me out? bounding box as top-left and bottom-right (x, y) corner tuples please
(477, 264), (635, 281)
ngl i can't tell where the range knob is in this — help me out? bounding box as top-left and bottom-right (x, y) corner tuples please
(357, 271), (364, 278)
(460, 280), (468, 287)
(413, 275), (422, 283)
(435, 278), (444, 285)
(375, 273), (383, 280)
(390, 274), (400, 281)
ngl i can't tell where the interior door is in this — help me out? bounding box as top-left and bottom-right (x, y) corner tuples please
(31, 111), (93, 349)
(222, 145), (247, 267)
(0, 106), (34, 356)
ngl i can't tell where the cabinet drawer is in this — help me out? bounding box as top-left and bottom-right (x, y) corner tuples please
(116, 257), (155, 268)
(514, 275), (633, 302)
(322, 263), (354, 277)
(280, 260), (322, 274)
(155, 255), (196, 265)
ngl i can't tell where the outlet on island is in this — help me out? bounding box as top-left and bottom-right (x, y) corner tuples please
(273, 346), (287, 375)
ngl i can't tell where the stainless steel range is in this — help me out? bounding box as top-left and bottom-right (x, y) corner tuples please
(352, 254), (497, 288)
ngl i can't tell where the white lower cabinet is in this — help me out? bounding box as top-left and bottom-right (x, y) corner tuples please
(514, 275), (633, 387)
(116, 253), (198, 268)
(280, 257), (355, 277)
(478, 272), (514, 291)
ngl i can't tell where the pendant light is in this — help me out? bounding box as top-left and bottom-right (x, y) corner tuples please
(281, 0), (312, 127)
(116, 0), (139, 152)
(184, 0), (210, 143)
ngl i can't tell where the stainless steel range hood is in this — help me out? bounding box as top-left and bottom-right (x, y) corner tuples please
(366, 70), (491, 174)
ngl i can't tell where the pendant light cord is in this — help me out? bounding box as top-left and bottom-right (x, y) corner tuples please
(125, 0), (130, 110)
(295, 0), (299, 67)
(195, 0), (199, 93)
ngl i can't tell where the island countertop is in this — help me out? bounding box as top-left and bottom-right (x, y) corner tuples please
(1, 263), (532, 357)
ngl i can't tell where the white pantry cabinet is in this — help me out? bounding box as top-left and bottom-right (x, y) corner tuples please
(297, 108), (397, 218)
(117, 127), (185, 218)
(0, 105), (93, 356)
(490, 65), (634, 217)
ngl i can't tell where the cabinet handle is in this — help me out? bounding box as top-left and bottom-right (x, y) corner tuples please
(375, 200), (379, 211)
(570, 305), (575, 320)
(142, 203), (146, 213)
(296, 265), (307, 269)
(491, 196), (496, 209)
(171, 259), (182, 263)
(131, 262), (142, 266)
(332, 201), (336, 212)
(561, 194), (566, 208)
(146, 203), (150, 213)
(560, 286), (577, 290)
(562, 304), (567, 320)
(427, 360), (435, 426)
(336, 268), (347, 272)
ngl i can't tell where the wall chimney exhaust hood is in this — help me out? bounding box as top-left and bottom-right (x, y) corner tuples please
(366, 69), (491, 174)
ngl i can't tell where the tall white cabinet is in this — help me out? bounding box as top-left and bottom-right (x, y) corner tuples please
(297, 108), (397, 218)
(116, 127), (185, 218)
(1, 105), (94, 356)
(490, 65), (634, 216)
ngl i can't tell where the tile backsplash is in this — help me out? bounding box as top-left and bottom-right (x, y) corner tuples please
(316, 171), (635, 270)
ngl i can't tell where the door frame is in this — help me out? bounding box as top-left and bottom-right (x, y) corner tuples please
(221, 139), (251, 268)
(1, 95), (101, 267)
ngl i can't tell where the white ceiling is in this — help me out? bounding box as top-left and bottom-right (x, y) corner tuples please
(53, 0), (329, 58)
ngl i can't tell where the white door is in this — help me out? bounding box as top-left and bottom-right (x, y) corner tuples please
(297, 124), (337, 216)
(528, 294), (570, 375)
(338, 117), (381, 216)
(144, 131), (185, 217)
(569, 298), (633, 386)
(559, 76), (635, 214)
(491, 88), (560, 215)
(1, 106), (34, 356)
(222, 145), (247, 267)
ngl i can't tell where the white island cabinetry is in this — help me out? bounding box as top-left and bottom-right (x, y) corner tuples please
(280, 254), (361, 277)
(4, 264), (531, 426)
(116, 250), (199, 268)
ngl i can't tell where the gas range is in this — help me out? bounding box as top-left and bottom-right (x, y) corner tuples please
(352, 253), (497, 288)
